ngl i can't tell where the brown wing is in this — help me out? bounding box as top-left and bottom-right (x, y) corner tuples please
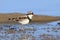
(19, 17), (28, 19)
(16, 16), (28, 21)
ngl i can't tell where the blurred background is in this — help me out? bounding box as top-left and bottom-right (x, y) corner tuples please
(0, 0), (60, 16)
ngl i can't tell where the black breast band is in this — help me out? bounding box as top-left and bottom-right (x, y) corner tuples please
(27, 16), (31, 22)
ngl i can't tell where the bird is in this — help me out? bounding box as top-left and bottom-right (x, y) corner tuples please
(16, 11), (34, 25)
(16, 11), (34, 31)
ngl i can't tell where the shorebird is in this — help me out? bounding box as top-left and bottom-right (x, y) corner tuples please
(16, 11), (34, 25)
(9, 11), (34, 31)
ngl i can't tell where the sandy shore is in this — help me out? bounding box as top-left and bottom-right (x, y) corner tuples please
(0, 12), (60, 23)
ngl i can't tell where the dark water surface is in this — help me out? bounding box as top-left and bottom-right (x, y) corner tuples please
(0, 21), (60, 40)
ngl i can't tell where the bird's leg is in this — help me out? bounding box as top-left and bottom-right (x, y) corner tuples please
(20, 24), (26, 38)
(21, 24), (24, 30)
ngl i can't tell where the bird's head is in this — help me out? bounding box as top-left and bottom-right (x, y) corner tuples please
(26, 11), (34, 19)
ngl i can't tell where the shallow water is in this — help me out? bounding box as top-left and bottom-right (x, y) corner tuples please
(0, 21), (60, 40)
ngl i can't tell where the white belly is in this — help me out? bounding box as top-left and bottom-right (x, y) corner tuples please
(18, 19), (29, 24)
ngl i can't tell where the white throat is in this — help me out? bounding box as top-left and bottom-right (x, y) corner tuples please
(27, 15), (33, 19)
